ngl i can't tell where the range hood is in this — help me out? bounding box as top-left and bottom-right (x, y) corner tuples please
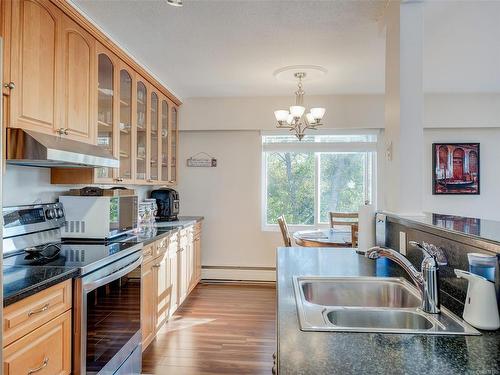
(6, 128), (119, 168)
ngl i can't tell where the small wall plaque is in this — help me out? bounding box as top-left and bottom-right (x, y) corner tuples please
(187, 152), (217, 167)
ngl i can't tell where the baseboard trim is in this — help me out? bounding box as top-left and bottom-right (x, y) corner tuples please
(201, 266), (276, 282)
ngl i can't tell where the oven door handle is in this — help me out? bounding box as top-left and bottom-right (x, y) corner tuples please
(83, 256), (142, 292)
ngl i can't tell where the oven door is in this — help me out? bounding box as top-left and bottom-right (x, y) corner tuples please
(77, 252), (142, 375)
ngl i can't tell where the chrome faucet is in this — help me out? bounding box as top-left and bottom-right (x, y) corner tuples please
(362, 243), (440, 314)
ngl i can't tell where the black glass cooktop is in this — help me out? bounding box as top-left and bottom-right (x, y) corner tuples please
(3, 240), (142, 275)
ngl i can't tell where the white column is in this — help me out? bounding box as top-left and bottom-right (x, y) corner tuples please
(383, 0), (424, 216)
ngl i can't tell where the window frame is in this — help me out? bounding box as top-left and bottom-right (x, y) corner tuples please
(261, 130), (378, 232)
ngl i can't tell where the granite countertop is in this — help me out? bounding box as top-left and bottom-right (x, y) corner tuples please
(2, 216), (204, 306)
(384, 211), (500, 247)
(137, 216), (204, 245)
(277, 247), (500, 375)
(3, 265), (79, 307)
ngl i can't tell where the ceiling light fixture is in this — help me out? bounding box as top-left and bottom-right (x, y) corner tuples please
(274, 72), (325, 141)
(167, 0), (183, 7)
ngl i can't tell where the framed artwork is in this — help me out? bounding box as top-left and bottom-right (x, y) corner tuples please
(432, 143), (480, 195)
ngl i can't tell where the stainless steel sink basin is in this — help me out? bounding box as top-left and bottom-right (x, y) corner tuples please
(325, 309), (434, 330)
(294, 276), (480, 335)
(301, 278), (420, 308)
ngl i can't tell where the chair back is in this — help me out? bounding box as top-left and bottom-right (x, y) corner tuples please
(329, 212), (359, 248)
(277, 215), (292, 247)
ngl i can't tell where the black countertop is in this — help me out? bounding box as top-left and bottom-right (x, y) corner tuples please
(277, 247), (500, 375)
(384, 211), (500, 248)
(3, 265), (79, 307)
(2, 216), (204, 307)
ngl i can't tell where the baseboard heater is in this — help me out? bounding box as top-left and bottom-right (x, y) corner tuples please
(201, 265), (276, 282)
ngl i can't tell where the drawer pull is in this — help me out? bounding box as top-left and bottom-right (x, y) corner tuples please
(28, 357), (49, 374)
(28, 303), (49, 317)
(153, 264), (161, 268)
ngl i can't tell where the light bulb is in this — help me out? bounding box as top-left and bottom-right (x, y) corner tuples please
(274, 110), (289, 122)
(310, 107), (325, 120)
(290, 106), (305, 118)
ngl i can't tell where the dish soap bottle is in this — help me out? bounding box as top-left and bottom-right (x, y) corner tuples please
(455, 269), (500, 330)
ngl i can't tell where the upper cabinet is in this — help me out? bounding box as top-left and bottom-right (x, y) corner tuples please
(118, 66), (134, 183)
(170, 106), (178, 184)
(60, 15), (96, 143)
(9, 0), (60, 135)
(4, 0), (181, 186)
(136, 79), (148, 183)
(150, 90), (159, 183)
(8, 0), (95, 143)
(161, 100), (169, 182)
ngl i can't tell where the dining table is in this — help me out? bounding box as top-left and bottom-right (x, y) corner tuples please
(293, 228), (353, 247)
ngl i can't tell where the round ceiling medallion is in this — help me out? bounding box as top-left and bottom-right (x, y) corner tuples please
(273, 65), (328, 82)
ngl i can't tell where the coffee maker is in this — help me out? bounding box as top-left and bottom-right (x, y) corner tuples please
(150, 188), (179, 221)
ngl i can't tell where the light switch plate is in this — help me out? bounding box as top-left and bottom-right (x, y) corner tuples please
(399, 232), (407, 255)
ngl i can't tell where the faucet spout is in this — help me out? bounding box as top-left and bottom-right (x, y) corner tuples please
(364, 246), (440, 314)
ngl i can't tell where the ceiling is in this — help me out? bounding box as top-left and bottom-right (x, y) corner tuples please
(71, 0), (500, 99)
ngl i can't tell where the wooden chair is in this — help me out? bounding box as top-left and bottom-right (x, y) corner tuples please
(277, 215), (292, 247)
(329, 212), (359, 248)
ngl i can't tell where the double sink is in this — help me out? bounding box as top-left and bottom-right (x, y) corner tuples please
(294, 276), (480, 335)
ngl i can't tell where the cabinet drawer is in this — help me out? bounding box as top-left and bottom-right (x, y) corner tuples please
(3, 280), (72, 347)
(155, 237), (168, 257)
(3, 310), (72, 375)
(142, 244), (155, 264)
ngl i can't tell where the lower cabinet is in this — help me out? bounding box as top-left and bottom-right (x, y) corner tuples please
(2, 280), (73, 375)
(141, 222), (202, 352)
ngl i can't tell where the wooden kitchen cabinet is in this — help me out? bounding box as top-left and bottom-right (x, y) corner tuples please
(8, 0), (61, 135)
(3, 310), (72, 375)
(117, 64), (135, 183)
(141, 252), (156, 351)
(135, 77), (148, 183)
(169, 106), (179, 184)
(60, 14), (96, 143)
(2, 280), (72, 375)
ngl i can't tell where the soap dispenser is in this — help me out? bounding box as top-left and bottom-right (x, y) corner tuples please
(455, 269), (500, 330)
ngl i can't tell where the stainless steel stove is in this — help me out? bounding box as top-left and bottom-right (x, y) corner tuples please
(3, 203), (143, 375)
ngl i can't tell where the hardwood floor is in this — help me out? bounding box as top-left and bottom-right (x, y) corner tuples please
(142, 283), (276, 375)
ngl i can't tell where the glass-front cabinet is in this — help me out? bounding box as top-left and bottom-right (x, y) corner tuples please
(161, 100), (169, 182)
(96, 52), (116, 181)
(150, 91), (159, 183)
(136, 80), (148, 183)
(118, 68), (133, 183)
(169, 106), (178, 184)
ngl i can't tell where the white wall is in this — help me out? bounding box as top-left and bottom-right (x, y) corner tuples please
(177, 130), (282, 280)
(2, 165), (151, 206)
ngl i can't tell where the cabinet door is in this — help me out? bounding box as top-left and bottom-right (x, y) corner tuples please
(168, 239), (178, 316)
(149, 90), (160, 183)
(155, 252), (170, 331)
(9, 0), (61, 134)
(160, 99), (169, 182)
(169, 106), (178, 184)
(3, 310), (71, 375)
(118, 67), (134, 183)
(136, 79), (148, 183)
(60, 15), (95, 143)
(95, 47), (118, 182)
(195, 234), (202, 282)
(141, 259), (156, 351)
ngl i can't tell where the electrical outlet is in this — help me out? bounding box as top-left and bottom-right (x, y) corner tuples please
(399, 232), (407, 255)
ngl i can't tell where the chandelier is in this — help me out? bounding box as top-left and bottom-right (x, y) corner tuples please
(274, 72), (325, 140)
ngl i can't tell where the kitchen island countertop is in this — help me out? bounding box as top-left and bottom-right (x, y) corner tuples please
(277, 247), (500, 375)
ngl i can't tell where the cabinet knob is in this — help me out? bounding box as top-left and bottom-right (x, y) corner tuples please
(4, 82), (15, 90)
(56, 128), (66, 136)
(115, 177), (124, 182)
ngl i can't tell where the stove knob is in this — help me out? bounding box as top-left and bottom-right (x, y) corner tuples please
(56, 208), (64, 218)
(46, 209), (56, 219)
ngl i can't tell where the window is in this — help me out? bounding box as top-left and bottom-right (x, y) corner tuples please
(262, 132), (377, 229)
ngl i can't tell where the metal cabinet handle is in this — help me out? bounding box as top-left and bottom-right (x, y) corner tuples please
(115, 177), (124, 182)
(4, 82), (15, 90)
(63, 128), (69, 135)
(28, 303), (50, 317)
(27, 357), (49, 374)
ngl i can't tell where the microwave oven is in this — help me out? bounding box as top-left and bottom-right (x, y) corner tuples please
(59, 195), (138, 239)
